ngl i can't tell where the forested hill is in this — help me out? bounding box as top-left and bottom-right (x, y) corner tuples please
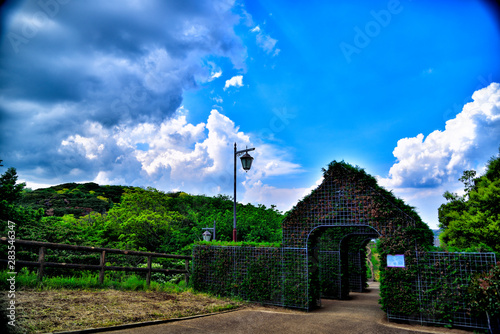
(6, 183), (284, 255)
(17, 182), (133, 217)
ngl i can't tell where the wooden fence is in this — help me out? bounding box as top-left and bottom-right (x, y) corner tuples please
(0, 237), (192, 285)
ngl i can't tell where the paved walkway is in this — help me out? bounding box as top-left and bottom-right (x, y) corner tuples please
(107, 283), (471, 334)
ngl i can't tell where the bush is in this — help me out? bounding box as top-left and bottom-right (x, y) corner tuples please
(468, 262), (500, 330)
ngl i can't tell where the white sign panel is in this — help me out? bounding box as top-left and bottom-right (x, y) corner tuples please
(387, 254), (405, 268)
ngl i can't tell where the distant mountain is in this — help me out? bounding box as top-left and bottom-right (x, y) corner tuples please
(18, 182), (133, 217)
(432, 229), (442, 247)
(432, 229), (442, 237)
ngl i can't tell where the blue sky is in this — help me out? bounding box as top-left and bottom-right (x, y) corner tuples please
(1, 0), (499, 229)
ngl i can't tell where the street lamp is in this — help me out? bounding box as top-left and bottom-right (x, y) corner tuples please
(202, 230), (212, 242)
(202, 220), (216, 242)
(233, 143), (255, 242)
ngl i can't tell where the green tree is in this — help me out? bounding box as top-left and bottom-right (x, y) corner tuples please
(458, 169), (477, 195)
(0, 166), (43, 225)
(6, 175), (284, 254)
(0, 167), (26, 210)
(439, 149), (500, 253)
(102, 188), (186, 252)
(438, 191), (466, 230)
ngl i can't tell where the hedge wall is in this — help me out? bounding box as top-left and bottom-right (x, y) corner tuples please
(192, 243), (498, 330)
(192, 245), (287, 306)
(192, 243), (370, 309)
(383, 251), (497, 330)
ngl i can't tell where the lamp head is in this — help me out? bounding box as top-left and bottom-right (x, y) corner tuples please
(240, 152), (254, 171)
(202, 230), (212, 241)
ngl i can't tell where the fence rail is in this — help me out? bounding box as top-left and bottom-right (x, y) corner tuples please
(0, 237), (192, 285)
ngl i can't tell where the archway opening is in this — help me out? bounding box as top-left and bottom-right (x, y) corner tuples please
(307, 225), (380, 308)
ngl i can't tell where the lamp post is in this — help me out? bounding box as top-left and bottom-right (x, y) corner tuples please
(233, 142), (255, 242)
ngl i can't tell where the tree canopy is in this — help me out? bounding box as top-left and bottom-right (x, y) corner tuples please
(438, 149), (500, 253)
(1, 174), (283, 255)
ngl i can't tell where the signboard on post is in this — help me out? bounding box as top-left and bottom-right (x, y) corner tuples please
(387, 254), (405, 268)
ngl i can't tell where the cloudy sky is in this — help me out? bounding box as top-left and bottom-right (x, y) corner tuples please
(1, 0), (499, 229)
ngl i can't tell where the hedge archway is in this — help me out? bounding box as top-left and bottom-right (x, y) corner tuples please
(193, 161), (496, 330)
(281, 161), (433, 309)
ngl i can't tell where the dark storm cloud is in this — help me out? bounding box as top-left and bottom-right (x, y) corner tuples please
(0, 0), (245, 182)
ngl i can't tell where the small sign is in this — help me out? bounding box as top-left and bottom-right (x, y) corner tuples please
(387, 254), (405, 268)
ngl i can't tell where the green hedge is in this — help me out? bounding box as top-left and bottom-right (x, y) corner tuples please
(192, 243), (370, 309)
(192, 245), (289, 306)
(192, 244), (314, 309)
(382, 251), (498, 330)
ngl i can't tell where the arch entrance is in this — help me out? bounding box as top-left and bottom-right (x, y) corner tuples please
(309, 225), (379, 303)
(281, 161), (422, 309)
(307, 225), (379, 306)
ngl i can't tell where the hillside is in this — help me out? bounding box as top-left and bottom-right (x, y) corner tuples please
(5, 183), (284, 255)
(17, 182), (133, 217)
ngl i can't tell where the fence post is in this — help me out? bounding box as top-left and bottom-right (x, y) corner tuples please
(38, 246), (46, 281)
(99, 251), (106, 284)
(185, 258), (190, 285)
(146, 256), (152, 286)
(0, 238), (193, 288)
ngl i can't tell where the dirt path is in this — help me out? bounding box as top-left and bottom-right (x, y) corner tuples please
(107, 283), (472, 334)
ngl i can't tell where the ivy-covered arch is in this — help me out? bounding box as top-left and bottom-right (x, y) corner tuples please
(282, 161), (427, 250)
(280, 161), (433, 309)
(193, 160), (496, 330)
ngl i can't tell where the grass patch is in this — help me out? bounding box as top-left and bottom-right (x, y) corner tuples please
(0, 269), (244, 334)
(0, 268), (189, 293)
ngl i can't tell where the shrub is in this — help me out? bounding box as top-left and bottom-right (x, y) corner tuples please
(468, 262), (500, 330)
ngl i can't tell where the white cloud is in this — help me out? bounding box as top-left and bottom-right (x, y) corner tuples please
(60, 122), (108, 160)
(241, 180), (304, 212)
(206, 61), (223, 81)
(57, 108), (304, 211)
(244, 143), (303, 181)
(378, 82), (500, 228)
(256, 33), (279, 55)
(0, 0), (247, 180)
(251, 25), (280, 56)
(22, 180), (60, 190)
(379, 82), (500, 189)
(251, 25), (261, 33)
(211, 71), (223, 79)
(224, 75), (244, 90)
